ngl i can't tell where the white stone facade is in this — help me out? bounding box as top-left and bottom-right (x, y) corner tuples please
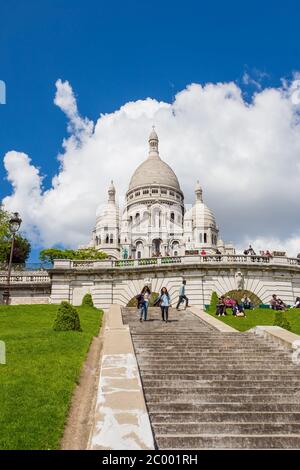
(90, 129), (234, 259)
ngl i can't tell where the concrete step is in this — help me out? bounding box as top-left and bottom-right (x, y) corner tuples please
(138, 357), (292, 368)
(152, 422), (300, 435)
(145, 393), (300, 403)
(150, 412), (300, 423)
(143, 379), (300, 388)
(139, 365), (298, 371)
(141, 373), (300, 381)
(135, 350), (289, 356)
(139, 364), (299, 370)
(155, 434), (300, 449)
(135, 344), (289, 352)
(147, 402), (300, 413)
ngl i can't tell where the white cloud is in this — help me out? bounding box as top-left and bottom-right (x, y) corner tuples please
(242, 72), (262, 90)
(2, 77), (300, 256)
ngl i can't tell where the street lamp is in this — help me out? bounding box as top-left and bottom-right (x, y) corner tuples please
(3, 212), (22, 305)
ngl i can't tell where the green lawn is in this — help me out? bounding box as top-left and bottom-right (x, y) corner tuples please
(0, 304), (102, 450)
(206, 307), (300, 335)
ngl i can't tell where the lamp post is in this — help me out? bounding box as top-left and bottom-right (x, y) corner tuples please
(3, 212), (22, 305)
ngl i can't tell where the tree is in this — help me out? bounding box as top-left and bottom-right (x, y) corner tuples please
(209, 291), (219, 313)
(39, 247), (107, 263)
(0, 206), (31, 264)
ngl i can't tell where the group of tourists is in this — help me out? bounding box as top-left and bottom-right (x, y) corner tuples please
(259, 250), (272, 257)
(243, 245), (256, 256)
(215, 294), (252, 318)
(136, 281), (189, 323)
(244, 244), (273, 257)
(270, 294), (300, 310)
(270, 294), (288, 310)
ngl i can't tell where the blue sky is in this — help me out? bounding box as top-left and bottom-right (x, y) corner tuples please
(1, 0), (300, 260)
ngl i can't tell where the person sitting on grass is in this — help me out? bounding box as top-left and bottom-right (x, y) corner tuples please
(241, 294), (252, 310)
(232, 300), (246, 317)
(270, 294), (288, 311)
(224, 296), (235, 308)
(216, 296), (226, 316)
(292, 297), (300, 308)
(277, 298), (288, 310)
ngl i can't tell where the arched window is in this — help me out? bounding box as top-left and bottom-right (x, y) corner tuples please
(170, 212), (175, 222)
(199, 233), (202, 243)
(105, 234), (109, 244)
(110, 234), (113, 244)
(172, 241), (179, 256)
(135, 213), (140, 229)
(136, 241), (143, 259)
(204, 233), (207, 243)
(152, 207), (161, 229)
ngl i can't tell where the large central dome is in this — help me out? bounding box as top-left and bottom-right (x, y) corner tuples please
(128, 129), (181, 191)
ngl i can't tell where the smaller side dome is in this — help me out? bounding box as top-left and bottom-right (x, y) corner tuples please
(184, 181), (217, 229)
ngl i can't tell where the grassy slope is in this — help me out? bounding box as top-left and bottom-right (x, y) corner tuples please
(0, 304), (102, 450)
(206, 307), (300, 335)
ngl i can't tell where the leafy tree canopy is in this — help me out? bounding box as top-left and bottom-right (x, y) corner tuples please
(0, 206), (31, 264)
(39, 247), (107, 263)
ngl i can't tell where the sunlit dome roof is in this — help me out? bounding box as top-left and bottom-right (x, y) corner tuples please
(128, 129), (181, 192)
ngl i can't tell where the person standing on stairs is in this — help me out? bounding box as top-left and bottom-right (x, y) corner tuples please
(176, 280), (189, 310)
(137, 285), (151, 322)
(155, 287), (171, 322)
(141, 285), (151, 321)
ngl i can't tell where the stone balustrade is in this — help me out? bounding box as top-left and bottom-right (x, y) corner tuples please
(51, 254), (300, 270)
(0, 271), (50, 284)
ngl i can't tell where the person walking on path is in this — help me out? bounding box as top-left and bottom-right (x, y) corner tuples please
(155, 287), (171, 322)
(136, 285), (151, 321)
(176, 280), (189, 310)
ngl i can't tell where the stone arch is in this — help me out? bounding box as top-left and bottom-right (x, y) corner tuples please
(223, 289), (262, 307)
(171, 240), (180, 256)
(126, 292), (160, 307)
(152, 238), (162, 256)
(135, 240), (144, 259)
(117, 276), (180, 308)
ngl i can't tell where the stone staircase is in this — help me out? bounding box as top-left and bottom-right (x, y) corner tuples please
(122, 307), (300, 449)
